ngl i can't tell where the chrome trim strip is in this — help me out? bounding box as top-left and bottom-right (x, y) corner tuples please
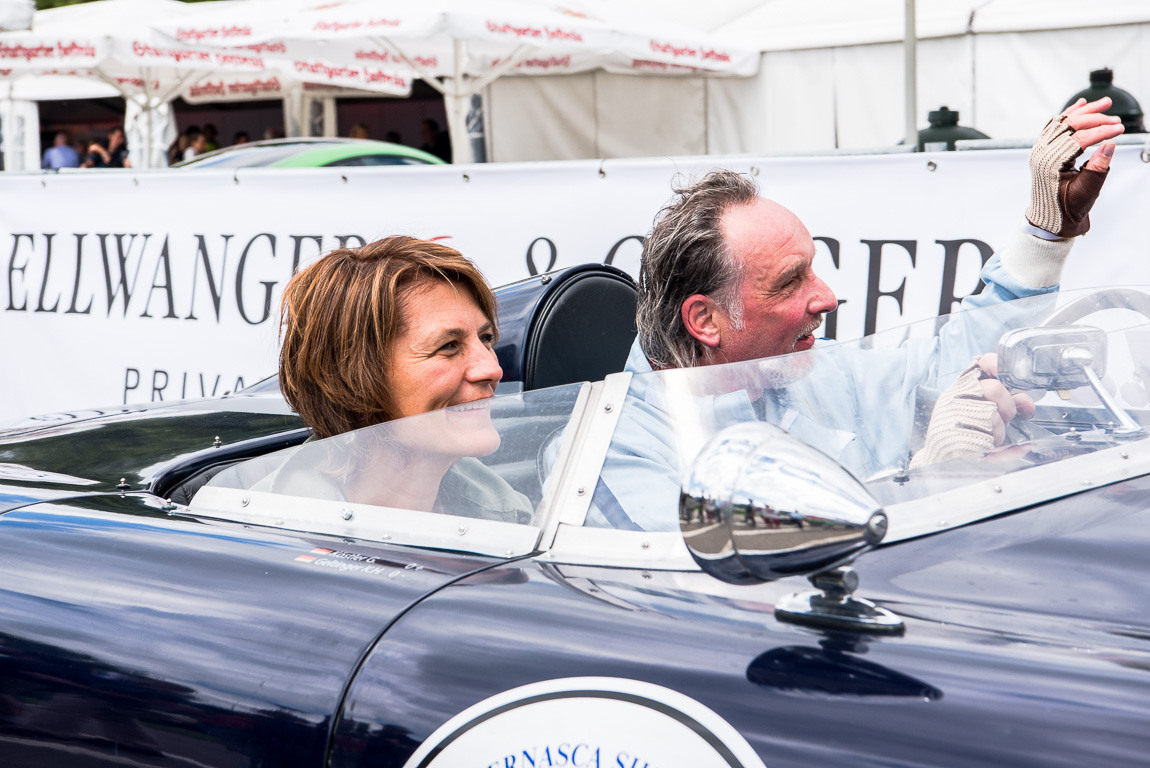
(884, 439), (1150, 543)
(540, 524), (698, 571)
(537, 372), (633, 549)
(187, 486), (541, 558)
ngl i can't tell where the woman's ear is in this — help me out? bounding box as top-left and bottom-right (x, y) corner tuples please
(681, 294), (723, 349)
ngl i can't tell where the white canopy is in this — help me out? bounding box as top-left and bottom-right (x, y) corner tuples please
(0, 0), (268, 167)
(0, 0), (31, 32)
(158, 0), (759, 163)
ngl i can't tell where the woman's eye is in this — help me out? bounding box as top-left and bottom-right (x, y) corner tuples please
(480, 332), (497, 347)
(437, 341), (459, 354)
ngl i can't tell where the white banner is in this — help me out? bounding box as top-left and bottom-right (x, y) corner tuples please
(3, 147), (1148, 423)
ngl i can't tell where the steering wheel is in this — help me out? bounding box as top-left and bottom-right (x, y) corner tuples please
(1039, 287), (1150, 327)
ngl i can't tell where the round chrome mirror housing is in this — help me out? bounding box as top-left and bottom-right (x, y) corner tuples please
(680, 422), (887, 584)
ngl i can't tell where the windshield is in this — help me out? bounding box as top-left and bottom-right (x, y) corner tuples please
(193, 383), (584, 551)
(594, 288), (1150, 533)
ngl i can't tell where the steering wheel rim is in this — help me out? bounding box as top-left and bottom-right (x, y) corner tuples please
(1039, 287), (1150, 327)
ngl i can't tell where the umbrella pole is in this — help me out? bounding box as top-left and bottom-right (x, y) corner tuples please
(904, 0), (917, 150)
(445, 38), (473, 165)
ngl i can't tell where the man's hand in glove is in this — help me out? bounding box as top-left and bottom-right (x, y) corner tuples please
(1027, 97), (1124, 238)
(911, 354), (1036, 469)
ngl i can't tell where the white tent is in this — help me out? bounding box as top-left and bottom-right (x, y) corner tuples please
(703, 0), (1150, 152)
(0, 0), (30, 32)
(483, 0), (1150, 158)
(157, 0), (758, 163)
(0, 0), (268, 168)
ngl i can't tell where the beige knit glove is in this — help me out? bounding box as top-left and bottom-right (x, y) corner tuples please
(1026, 115), (1109, 238)
(910, 362), (998, 469)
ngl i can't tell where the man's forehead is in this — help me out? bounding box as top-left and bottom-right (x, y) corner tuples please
(720, 197), (813, 261)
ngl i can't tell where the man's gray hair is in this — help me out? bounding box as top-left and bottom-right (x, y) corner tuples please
(636, 170), (760, 369)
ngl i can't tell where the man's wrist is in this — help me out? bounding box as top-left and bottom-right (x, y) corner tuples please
(1021, 220), (1065, 241)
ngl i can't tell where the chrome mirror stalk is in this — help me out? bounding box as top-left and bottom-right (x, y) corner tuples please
(774, 566), (905, 635)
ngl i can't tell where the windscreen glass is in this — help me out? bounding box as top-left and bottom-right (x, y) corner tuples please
(593, 288), (1150, 532)
(204, 383), (583, 526)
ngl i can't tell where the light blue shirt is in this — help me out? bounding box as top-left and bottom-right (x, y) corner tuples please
(592, 251), (1060, 532)
(41, 144), (80, 170)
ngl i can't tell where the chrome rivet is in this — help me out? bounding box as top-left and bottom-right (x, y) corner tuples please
(641, 541), (650, 549)
(341, 509), (353, 521)
(641, 571), (652, 580)
(382, 533), (392, 540)
(241, 495), (250, 506)
(275, 519), (284, 526)
(162, 498), (176, 513)
(213, 435), (222, 447)
(506, 550), (514, 557)
(576, 486), (586, 496)
(1121, 451), (1130, 459)
(603, 404), (613, 413)
(937, 520), (948, 527)
(540, 275), (552, 285)
(993, 485), (1002, 493)
(749, 166), (760, 176)
(926, 161), (937, 171)
(457, 524), (467, 535)
(1082, 480), (1092, 486)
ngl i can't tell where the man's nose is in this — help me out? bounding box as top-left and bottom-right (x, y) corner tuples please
(809, 275), (838, 315)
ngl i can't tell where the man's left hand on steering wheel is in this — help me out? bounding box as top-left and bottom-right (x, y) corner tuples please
(911, 354), (1037, 468)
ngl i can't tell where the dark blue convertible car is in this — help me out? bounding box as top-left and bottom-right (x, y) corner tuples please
(2, 269), (1149, 767)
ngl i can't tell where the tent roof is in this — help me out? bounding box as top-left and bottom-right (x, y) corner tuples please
(608, 0), (1150, 52)
(0, 0), (31, 32)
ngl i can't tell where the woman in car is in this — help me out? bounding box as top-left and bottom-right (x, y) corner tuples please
(272, 236), (531, 522)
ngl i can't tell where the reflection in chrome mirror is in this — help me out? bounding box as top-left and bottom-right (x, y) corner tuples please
(680, 422), (886, 583)
(681, 423), (902, 633)
(997, 325), (1107, 391)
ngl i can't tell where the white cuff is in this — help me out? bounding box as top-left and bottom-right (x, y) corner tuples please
(998, 227), (1074, 289)
(1021, 220), (1064, 241)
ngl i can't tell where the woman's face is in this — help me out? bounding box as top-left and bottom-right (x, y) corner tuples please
(387, 279), (503, 420)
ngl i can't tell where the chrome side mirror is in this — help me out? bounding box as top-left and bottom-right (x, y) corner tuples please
(997, 325), (1106, 391)
(680, 422), (887, 584)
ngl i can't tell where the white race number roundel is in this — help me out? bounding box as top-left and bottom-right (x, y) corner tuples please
(404, 677), (767, 768)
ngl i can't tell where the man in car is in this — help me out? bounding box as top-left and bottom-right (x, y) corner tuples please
(593, 98), (1123, 531)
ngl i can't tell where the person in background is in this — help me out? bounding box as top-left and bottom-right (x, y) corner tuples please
(348, 123), (370, 139)
(203, 123), (220, 152)
(41, 130), (80, 170)
(384, 130), (402, 145)
(168, 132), (190, 166)
(183, 130), (208, 161)
(419, 119), (451, 162)
(232, 131), (251, 146)
(83, 127), (130, 168)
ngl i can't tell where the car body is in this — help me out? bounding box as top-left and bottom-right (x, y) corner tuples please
(2, 273), (1149, 767)
(172, 137), (445, 169)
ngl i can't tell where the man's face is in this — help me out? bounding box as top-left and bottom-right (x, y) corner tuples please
(713, 197), (837, 362)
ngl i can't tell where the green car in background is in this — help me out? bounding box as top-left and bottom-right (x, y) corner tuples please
(174, 137), (445, 169)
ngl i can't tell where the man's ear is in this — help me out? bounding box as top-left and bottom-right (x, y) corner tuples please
(681, 294), (723, 349)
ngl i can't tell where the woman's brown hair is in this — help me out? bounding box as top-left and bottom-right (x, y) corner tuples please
(278, 236), (497, 439)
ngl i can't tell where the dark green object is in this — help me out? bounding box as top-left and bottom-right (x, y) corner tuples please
(1064, 68), (1145, 134)
(917, 106), (990, 151)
